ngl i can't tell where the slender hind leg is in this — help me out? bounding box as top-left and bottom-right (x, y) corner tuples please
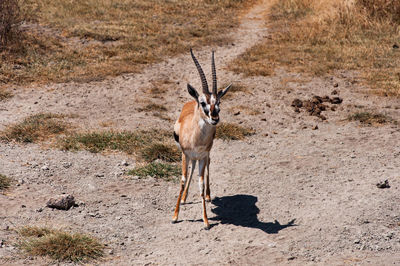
(172, 153), (189, 223)
(181, 160), (196, 204)
(198, 158), (210, 229)
(205, 155), (211, 202)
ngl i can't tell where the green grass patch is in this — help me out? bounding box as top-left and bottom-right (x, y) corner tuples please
(1, 113), (68, 143)
(0, 174), (12, 191)
(59, 130), (180, 162)
(127, 162), (181, 181)
(348, 112), (395, 125)
(216, 122), (255, 140)
(18, 226), (103, 262)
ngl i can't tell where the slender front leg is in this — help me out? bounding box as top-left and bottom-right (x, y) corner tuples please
(172, 153), (189, 223)
(198, 158), (210, 229)
(205, 155), (211, 202)
(181, 160), (196, 203)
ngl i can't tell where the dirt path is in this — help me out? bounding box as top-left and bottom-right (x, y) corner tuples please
(1, 0), (400, 265)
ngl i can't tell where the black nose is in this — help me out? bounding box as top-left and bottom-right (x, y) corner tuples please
(211, 117), (219, 124)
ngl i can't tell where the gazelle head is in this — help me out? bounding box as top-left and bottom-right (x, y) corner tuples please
(187, 48), (231, 126)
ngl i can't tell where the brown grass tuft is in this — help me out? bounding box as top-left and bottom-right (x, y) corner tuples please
(216, 122), (255, 140)
(0, 174), (12, 191)
(2, 0), (255, 86)
(1, 113), (68, 143)
(18, 226), (103, 262)
(230, 105), (261, 115)
(229, 0), (400, 96)
(0, 88), (13, 100)
(137, 103), (167, 113)
(348, 111), (395, 125)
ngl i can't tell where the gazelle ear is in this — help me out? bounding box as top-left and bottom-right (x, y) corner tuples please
(217, 84), (232, 100)
(187, 84), (199, 102)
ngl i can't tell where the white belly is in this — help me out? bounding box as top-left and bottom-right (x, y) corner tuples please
(184, 149), (209, 160)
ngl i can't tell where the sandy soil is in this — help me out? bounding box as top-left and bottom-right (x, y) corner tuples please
(1, 1), (400, 265)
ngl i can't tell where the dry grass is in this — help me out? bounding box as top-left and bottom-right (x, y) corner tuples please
(216, 122), (255, 140)
(0, 88), (13, 100)
(137, 103), (167, 113)
(1, 113), (68, 143)
(348, 111), (396, 125)
(229, 0), (400, 96)
(0, 174), (12, 191)
(223, 83), (251, 99)
(230, 105), (261, 115)
(59, 130), (180, 162)
(127, 162), (181, 181)
(0, 0), (21, 47)
(1, 0), (255, 86)
(18, 226), (103, 262)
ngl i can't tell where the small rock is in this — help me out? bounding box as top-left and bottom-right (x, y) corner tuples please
(261, 118), (267, 121)
(376, 180), (390, 189)
(318, 114), (327, 121)
(121, 160), (129, 166)
(41, 165), (49, 171)
(294, 107), (300, 113)
(95, 173), (104, 178)
(354, 239), (361, 244)
(333, 83), (339, 88)
(62, 162), (72, 168)
(21, 205), (26, 208)
(46, 194), (75, 210)
(109, 249), (114, 255)
(287, 256), (296, 261)
(233, 111), (240, 116)
(393, 44), (399, 49)
(312, 125), (318, 130)
(36, 207), (43, 212)
(331, 89), (338, 94)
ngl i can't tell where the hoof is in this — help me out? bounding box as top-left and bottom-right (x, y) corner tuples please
(180, 199), (186, 204)
(205, 196), (211, 202)
(172, 217), (178, 224)
(204, 224), (211, 230)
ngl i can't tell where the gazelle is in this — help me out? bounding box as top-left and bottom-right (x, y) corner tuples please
(172, 49), (231, 229)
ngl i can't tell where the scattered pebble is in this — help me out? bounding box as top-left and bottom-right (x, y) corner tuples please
(376, 180), (390, 189)
(312, 125), (318, 130)
(41, 165), (49, 171)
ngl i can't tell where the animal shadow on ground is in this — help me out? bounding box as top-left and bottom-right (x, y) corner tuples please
(211, 195), (296, 234)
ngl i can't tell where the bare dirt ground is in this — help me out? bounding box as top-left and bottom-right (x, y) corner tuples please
(1, 1), (400, 265)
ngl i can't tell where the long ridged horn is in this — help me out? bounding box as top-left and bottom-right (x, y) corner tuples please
(211, 50), (217, 96)
(190, 48), (210, 95)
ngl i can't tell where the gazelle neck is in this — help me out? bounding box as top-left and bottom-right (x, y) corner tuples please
(193, 103), (216, 135)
